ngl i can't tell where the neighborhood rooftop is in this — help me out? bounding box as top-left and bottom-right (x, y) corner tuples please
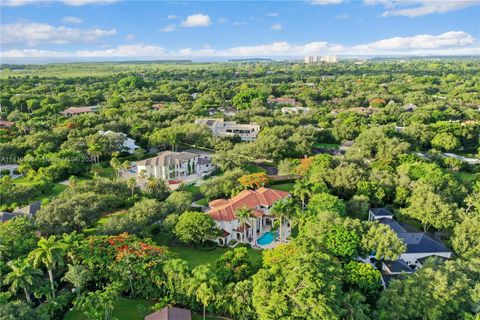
(208, 187), (290, 221)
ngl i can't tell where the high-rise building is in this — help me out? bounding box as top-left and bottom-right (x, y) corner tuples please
(320, 55), (338, 63)
(304, 55), (338, 64)
(304, 56), (319, 64)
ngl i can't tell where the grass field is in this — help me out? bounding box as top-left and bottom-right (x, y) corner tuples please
(64, 297), (223, 320)
(313, 142), (340, 149)
(242, 163), (267, 174)
(269, 182), (295, 192)
(452, 171), (478, 186)
(63, 298), (154, 320)
(153, 233), (263, 269)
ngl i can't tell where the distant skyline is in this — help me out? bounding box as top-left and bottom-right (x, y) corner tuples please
(1, 0), (479, 63)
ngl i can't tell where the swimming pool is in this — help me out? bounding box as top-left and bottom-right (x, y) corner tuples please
(257, 231), (275, 246)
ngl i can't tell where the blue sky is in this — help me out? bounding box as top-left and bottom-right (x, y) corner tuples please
(1, 0), (479, 62)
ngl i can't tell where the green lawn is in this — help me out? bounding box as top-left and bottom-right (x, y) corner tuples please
(269, 182), (295, 192)
(313, 142), (340, 149)
(64, 298), (154, 320)
(13, 177), (67, 201)
(242, 163), (267, 174)
(153, 233), (263, 269)
(182, 184), (202, 196)
(452, 171), (478, 186)
(196, 198), (209, 206)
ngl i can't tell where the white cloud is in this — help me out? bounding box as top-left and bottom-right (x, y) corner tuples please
(353, 31), (476, 52)
(181, 13), (211, 27)
(160, 24), (176, 32)
(1, 0), (119, 6)
(309, 0), (344, 5)
(125, 34), (135, 41)
(271, 23), (282, 31)
(75, 44), (166, 57)
(364, 0), (478, 17)
(0, 22), (116, 46)
(167, 15), (180, 20)
(266, 12), (279, 17)
(62, 16), (83, 24)
(217, 17), (228, 24)
(2, 31), (478, 59)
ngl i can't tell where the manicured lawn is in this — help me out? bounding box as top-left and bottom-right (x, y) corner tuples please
(63, 298), (154, 320)
(452, 171), (478, 186)
(313, 142), (340, 149)
(182, 184), (202, 196)
(196, 198), (209, 206)
(13, 177), (67, 201)
(153, 233), (263, 269)
(269, 182), (295, 192)
(242, 163), (267, 174)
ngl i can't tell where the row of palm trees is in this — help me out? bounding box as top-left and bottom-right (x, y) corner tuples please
(3, 232), (86, 304)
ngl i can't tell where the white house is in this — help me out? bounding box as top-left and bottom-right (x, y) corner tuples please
(207, 187), (291, 246)
(281, 106), (310, 114)
(195, 119), (260, 141)
(98, 130), (140, 154)
(136, 151), (213, 181)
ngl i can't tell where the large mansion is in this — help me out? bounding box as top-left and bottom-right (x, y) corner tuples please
(207, 187), (290, 246)
(137, 151), (214, 181)
(195, 119), (260, 141)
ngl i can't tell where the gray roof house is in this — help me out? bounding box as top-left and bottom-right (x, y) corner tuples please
(371, 208), (453, 266)
(145, 307), (191, 320)
(1, 201), (42, 223)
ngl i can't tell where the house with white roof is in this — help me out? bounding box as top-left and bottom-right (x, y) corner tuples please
(195, 119), (260, 141)
(207, 187), (291, 247)
(137, 151), (213, 181)
(98, 130), (140, 154)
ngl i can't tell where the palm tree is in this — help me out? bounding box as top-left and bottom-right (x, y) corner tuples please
(235, 207), (252, 243)
(339, 291), (370, 320)
(127, 177), (137, 197)
(270, 198), (296, 242)
(87, 144), (102, 164)
(60, 231), (84, 264)
(4, 259), (42, 304)
(292, 178), (312, 212)
(62, 264), (90, 297)
(110, 157), (121, 180)
(28, 236), (63, 299)
(188, 265), (220, 320)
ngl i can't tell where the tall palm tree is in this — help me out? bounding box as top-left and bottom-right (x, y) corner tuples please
(270, 198), (296, 242)
(339, 291), (370, 320)
(110, 157), (121, 180)
(235, 207), (252, 243)
(62, 264), (90, 297)
(127, 177), (137, 197)
(292, 178), (312, 212)
(188, 265), (220, 320)
(4, 259), (42, 304)
(28, 236), (64, 299)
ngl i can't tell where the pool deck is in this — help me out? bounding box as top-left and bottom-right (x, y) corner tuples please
(255, 221), (291, 249)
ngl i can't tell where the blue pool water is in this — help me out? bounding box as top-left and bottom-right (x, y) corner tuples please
(257, 231), (275, 246)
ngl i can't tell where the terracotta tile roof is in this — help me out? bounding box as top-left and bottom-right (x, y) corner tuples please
(145, 306), (191, 320)
(208, 187), (290, 221)
(235, 224), (251, 232)
(61, 106), (98, 115)
(0, 120), (14, 127)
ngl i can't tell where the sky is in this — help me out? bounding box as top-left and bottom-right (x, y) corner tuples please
(0, 0), (479, 62)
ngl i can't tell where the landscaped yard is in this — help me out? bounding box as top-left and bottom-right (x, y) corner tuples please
(153, 233), (263, 269)
(242, 163), (268, 174)
(269, 182), (295, 192)
(63, 298), (154, 320)
(313, 142), (340, 149)
(452, 171), (478, 186)
(63, 297), (224, 320)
